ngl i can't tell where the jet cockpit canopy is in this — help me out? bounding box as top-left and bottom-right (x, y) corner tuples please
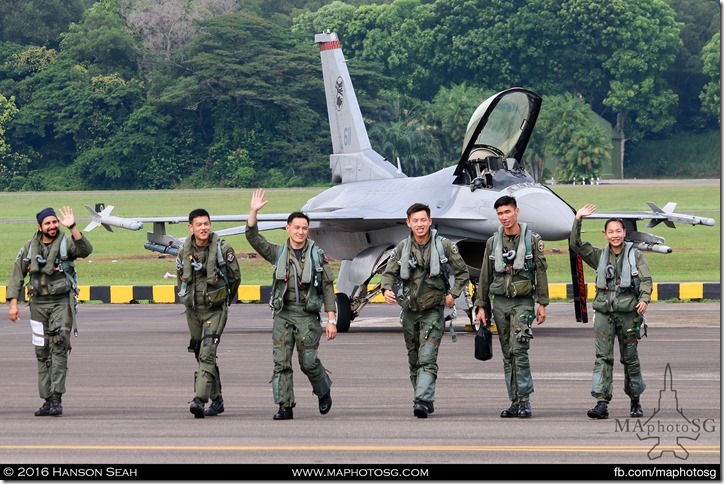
(453, 88), (542, 189)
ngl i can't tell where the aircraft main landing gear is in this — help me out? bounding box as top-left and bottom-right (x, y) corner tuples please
(334, 293), (353, 333)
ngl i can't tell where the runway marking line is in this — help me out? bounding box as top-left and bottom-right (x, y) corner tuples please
(0, 444), (719, 454)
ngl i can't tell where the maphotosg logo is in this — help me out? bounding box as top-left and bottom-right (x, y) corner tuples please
(614, 363), (717, 460)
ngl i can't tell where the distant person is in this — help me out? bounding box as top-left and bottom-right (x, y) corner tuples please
(474, 195), (549, 418)
(246, 189), (337, 420)
(7, 206), (93, 416)
(570, 204), (652, 420)
(380, 203), (470, 418)
(177, 208), (241, 418)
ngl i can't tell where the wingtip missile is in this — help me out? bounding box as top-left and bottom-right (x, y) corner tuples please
(645, 201), (716, 228)
(83, 204), (143, 232)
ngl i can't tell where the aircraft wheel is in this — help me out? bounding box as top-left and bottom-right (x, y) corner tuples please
(334, 293), (352, 333)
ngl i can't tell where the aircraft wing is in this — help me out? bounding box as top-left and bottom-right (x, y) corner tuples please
(581, 202), (716, 229)
(575, 202), (716, 254)
(255, 206), (485, 227)
(213, 221), (285, 237)
(83, 203), (485, 250)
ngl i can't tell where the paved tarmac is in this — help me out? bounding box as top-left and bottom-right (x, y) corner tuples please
(0, 301), (720, 478)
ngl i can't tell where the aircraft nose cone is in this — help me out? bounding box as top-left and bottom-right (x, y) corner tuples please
(514, 188), (575, 240)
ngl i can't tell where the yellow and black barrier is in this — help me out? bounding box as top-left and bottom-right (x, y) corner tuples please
(0, 283), (719, 304)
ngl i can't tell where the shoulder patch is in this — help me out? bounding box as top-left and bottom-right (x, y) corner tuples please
(450, 243), (459, 254)
(389, 248), (397, 260)
(16, 248), (23, 259)
(226, 249), (236, 263)
(537, 240), (545, 253)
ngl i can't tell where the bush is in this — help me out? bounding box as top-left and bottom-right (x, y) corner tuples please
(627, 130), (720, 178)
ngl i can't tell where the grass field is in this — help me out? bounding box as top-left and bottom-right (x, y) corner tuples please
(0, 182), (719, 288)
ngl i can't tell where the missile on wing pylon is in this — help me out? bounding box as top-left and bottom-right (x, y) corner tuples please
(144, 242), (179, 256)
(632, 242), (672, 254)
(645, 202), (716, 228)
(83, 205), (143, 232)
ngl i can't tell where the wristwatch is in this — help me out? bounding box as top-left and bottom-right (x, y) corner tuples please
(328, 320), (336, 326)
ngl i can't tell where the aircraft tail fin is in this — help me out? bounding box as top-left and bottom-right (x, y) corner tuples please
(315, 31), (405, 184)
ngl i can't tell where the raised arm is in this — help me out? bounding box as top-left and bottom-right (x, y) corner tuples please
(247, 188), (269, 228)
(576, 203), (597, 220)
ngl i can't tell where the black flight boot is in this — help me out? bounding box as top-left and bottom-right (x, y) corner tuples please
(190, 398), (205, 418)
(204, 397), (225, 417)
(35, 398), (51, 417)
(630, 399), (643, 418)
(587, 401), (609, 419)
(500, 403), (520, 418)
(517, 401), (532, 418)
(413, 401), (432, 418)
(273, 405), (294, 420)
(318, 392), (332, 415)
(49, 395), (63, 416)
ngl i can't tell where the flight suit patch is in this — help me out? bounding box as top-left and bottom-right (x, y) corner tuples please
(226, 250), (236, 263)
(538, 240), (545, 252)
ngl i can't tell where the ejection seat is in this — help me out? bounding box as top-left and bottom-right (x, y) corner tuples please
(467, 145), (504, 190)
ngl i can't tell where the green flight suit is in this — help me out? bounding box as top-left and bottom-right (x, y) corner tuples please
(380, 232), (470, 406)
(7, 231), (93, 400)
(176, 233), (241, 404)
(475, 227), (549, 404)
(569, 218), (652, 403)
(245, 224), (336, 409)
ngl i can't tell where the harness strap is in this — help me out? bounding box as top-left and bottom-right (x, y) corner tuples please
(59, 237), (79, 337)
(492, 226), (533, 273)
(271, 241), (323, 307)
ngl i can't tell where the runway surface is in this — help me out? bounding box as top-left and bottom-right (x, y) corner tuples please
(0, 301), (720, 478)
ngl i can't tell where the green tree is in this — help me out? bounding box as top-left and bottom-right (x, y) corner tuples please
(60, 0), (142, 79)
(291, 1), (358, 37)
(427, 83), (495, 163)
(153, 13), (330, 187)
(0, 0), (93, 47)
(662, 0), (720, 130)
(2, 46), (57, 78)
(533, 93), (612, 184)
(367, 91), (442, 176)
(74, 104), (186, 189)
(7, 50), (146, 189)
(0, 94), (31, 191)
(699, 32), (720, 124)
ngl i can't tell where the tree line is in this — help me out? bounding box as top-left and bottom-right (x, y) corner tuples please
(0, 0), (719, 191)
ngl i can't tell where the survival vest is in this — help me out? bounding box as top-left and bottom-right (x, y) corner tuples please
(397, 230), (459, 340)
(177, 234), (234, 308)
(24, 235), (80, 335)
(595, 241), (640, 294)
(491, 225), (534, 275)
(398, 230), (450, 291)
(396, 231), (451, 304)
(24, 235), (78, 295)
(270, 240), (324, 313)
(489, 224), (536, 298)
(591, 242), (643, 315)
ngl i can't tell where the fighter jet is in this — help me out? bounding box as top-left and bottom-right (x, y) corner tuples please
(84, 30), (715, 332)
